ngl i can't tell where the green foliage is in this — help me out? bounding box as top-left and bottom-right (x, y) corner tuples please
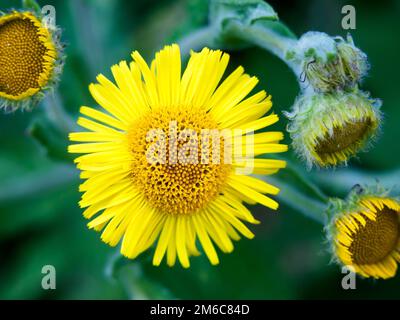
(28, 116), (73, 163)
(168, 0), (209, 42)
(21, 0), (41, 14)
(210, 0), (278, 29)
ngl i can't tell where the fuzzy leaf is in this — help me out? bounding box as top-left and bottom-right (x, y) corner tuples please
(28, 116), (73, 163)
(210, 0), (278, 31)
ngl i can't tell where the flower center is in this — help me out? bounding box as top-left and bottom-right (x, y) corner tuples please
(128, 108), (232, 215)
(0, 15), (48, 97)
(350, 207), (399, 265)
(314, 118), (372, 160)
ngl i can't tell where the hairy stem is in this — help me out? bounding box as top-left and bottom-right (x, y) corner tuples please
(312, 168), (400, 197)
(224, 20), (301, 76)
(274, 178), (328, 225)
(43, 90), (76, 133)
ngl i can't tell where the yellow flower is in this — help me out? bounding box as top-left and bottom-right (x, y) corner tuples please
(0, 11), (62, 111)
(329, 195), (400, 279)
(68, 44), (287, 268)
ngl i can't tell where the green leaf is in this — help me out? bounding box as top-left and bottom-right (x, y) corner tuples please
(0, 164), (76, 205)
(206, 0), (296, 54)
(257, 19), (297, 40)
(210, 0), (278, 31)
(105, 250), (140, 281)
(28, 116), (73, 163)
(117, 264), (176, 299)
(0, 172), (77, 240)
(22, 0), (41, 15)
(106, 252), (175, 299)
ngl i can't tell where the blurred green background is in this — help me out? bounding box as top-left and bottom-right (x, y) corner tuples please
(0, 0), (399, 299)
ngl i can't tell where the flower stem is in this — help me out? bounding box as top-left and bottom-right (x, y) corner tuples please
(259, 157), (329, 224)
(268, 175), (328, 225)
(43, 89), (77, 133)
(285, 162), (328, 204)
(312, 168), (400, 196)
(223, 20), (301, 76)
(177, 19), (302, 77)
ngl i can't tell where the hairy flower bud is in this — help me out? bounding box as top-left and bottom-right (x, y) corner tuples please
(286, 32), (368, 93)
(286, 90), (381, 167)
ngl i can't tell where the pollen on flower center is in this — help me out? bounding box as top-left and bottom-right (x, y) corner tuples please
(0, 14), (51, 97)
(314, 118), (372, 160)
(128, 108), (232, 215)
(350, 207), (399, 265)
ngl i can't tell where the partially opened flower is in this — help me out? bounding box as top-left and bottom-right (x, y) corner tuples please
(286, 90), (381, 167)
(68, 44), (287, 268)
(0, 11), (63, 111)
(326, 186), (400, 279)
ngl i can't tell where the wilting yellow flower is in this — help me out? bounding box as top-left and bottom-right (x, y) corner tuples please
(0, 11), (62, 111)
(68, 44), (287, 268)
(286, 90), (381, 167)
(327, 190), (400, 279)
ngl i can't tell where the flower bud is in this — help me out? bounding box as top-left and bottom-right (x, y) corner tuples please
(286, 90), (381, 167)
(0, 11), (64, 112)
(325, 185), (400, 279)
(287, 32), (368, 92)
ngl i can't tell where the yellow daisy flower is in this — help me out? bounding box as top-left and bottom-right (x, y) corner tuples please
(0, 11), (63, 111)
(68, 44), (287, 268)
(329, 196), (400, 279)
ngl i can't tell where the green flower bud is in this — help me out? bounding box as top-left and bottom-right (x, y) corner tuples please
(325, 185), (400, 279)
(286, 32), (368, 93)
(286, 90), (381, 167)
(336, 35), (368, 86)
